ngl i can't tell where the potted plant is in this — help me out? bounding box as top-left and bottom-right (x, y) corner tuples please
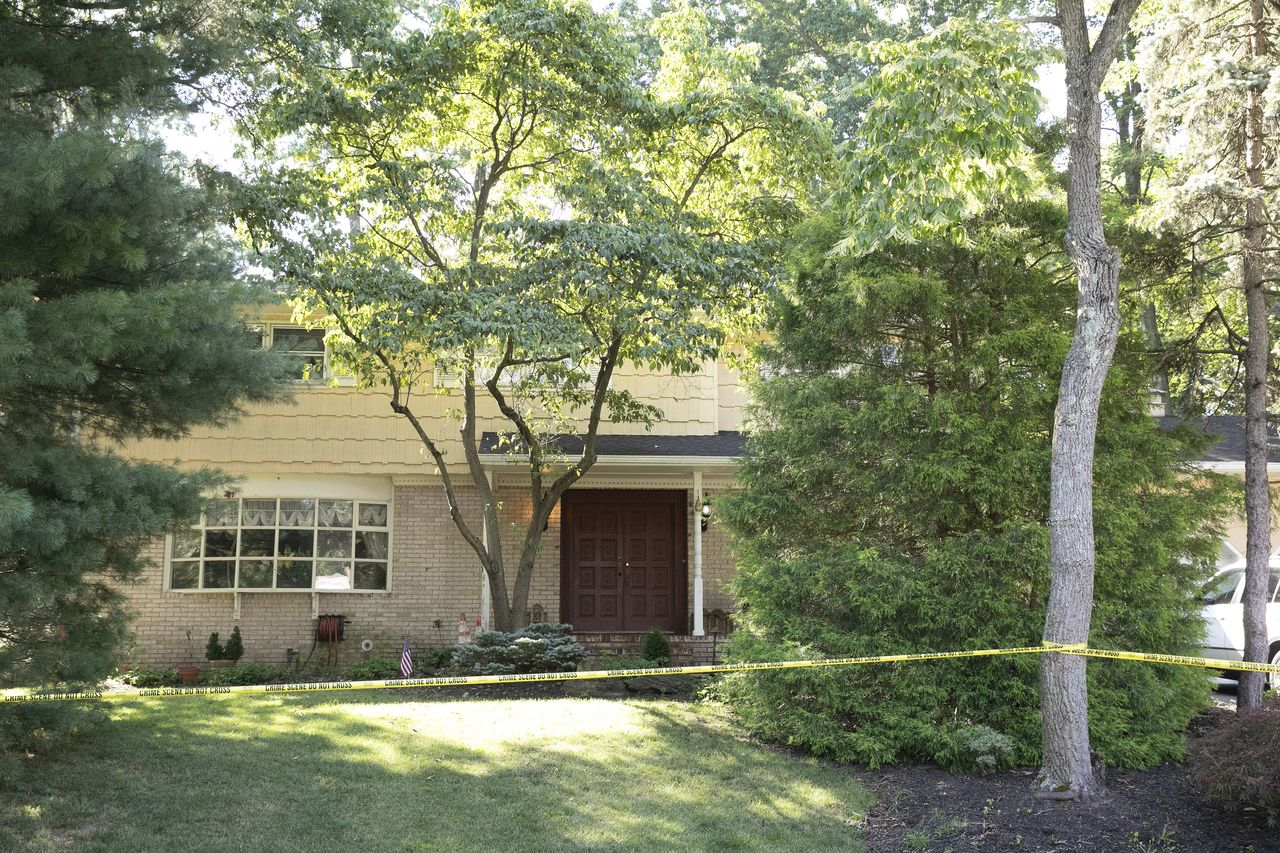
(223, 626), (244, 666)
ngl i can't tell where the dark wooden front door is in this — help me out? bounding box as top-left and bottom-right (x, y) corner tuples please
(560, 490), (687, 632)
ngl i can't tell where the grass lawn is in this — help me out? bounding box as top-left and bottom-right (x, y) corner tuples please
(1, 693), (871, 852)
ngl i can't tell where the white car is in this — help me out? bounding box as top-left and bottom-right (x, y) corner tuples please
(1201, 558), (1280, 688)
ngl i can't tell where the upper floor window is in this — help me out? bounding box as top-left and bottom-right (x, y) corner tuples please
(272, 327), (327, 381)
(168, 497), (390, 592)
(247, 324), (355, 385)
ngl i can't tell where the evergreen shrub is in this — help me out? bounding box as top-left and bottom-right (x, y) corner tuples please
(451, 623), (586, 675)
(417, 646), (454, 671)
(716, 206), (1234, 771)
(348, 656), (402, 680)
(204, 633), (224, 662)
(121, 668), (180, 688)
(642, 629), (673, 665)
(202, 663), (287, 686)
(0, 705), (106, 784)
(223, 627), (244, 662)
(582, 653), (656, 671)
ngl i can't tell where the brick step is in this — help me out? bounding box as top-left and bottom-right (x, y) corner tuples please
(574, 633), (726, 665)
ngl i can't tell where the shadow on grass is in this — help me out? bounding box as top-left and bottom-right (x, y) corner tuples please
(1, 693), (870, 853)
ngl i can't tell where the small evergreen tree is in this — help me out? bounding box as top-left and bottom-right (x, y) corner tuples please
(204, 633), (225, 662)
(223, 627), (244, 663)
(642, 629), (672, 665)
(717, 202), (1234, 771)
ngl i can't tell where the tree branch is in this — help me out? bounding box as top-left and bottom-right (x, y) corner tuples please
(315, 294), (491, 566)
(1086, 0), (1146, 90)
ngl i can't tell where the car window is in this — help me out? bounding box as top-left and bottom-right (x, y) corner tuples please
(1272, 572), (1279, 603)
(1204, 570), (1243, 604)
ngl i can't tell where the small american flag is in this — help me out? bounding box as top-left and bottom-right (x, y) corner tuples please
(399, 635), (413, 678)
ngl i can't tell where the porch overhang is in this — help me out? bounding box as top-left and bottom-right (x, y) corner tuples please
(476, 431), (743, 480)
(477, 430), (743, 465)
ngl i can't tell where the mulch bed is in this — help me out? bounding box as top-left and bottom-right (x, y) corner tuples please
(397, 673), (702, 702)
(855, 708), (1276, 853)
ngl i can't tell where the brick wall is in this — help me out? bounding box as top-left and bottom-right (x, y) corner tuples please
(574, 633), (728, 665)
(492, 487), (561, 624)
(692, 500), (737, 615)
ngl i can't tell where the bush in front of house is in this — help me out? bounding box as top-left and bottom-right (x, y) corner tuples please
(452, 623), (586, 675)
(223, 627), (244, 663)
(204, 632), (224, 662)
(641, 629), (672, 665)
(348, 656), (402, 680)
(1194, 700), (1280, 825)
(417, 646), (454, 671)
(715, 207), (1235, 772)
(201, 663), (288, 686)
(121, 668), (180, 688)
(581, 652), (658, 671)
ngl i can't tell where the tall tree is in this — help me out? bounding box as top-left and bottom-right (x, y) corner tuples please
(1238, 0), (1272, 711)
(0, 0), (286, 745)
(236, 0), (828, 630)
(688, 0), (893, 142)
(1037, 0), (1145, 799)
(1139, 0), (1280, 711)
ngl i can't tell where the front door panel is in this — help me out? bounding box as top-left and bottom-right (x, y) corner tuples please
(625, 507), (673, 628)
(562, 491), (685, 633)
(571, 506), (623, 632)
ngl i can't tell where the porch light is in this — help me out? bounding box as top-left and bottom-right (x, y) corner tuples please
(700, 496), (712, 532)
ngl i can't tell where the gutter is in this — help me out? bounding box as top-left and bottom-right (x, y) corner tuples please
(476, 453), (740, 467)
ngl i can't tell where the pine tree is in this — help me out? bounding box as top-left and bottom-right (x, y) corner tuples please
(0, 1), (287, 752)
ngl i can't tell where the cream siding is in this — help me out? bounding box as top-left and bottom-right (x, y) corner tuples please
(124, 363), (734, 474)
(716, 358), (749, 433)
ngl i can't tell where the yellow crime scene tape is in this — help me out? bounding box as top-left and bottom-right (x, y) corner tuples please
(1064, 645), (1280, 674)
(1, 643), (1275, 704)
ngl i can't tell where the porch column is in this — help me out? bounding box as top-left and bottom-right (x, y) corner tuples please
(693, 470), (704, 636)
(480, 468), (492, 631)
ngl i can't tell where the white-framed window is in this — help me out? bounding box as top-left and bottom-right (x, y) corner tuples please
(269, 326), (328, 381)
(433, 357), (518, 388)
(252, 324), (355, 385)
(167, 498), (391, 592)
(433, 350), (599, 389)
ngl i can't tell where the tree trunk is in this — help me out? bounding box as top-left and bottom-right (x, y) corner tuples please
(1040, 10), (1126, 799)
(1140, 304), (1170, 415)
(1238, 0), (1271, 712)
